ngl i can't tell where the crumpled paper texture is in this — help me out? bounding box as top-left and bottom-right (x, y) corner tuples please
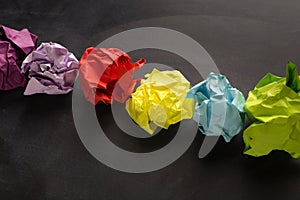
(126, 68), (194, 134)
(21, 42), (79, 95)
(187, 73), (245, 142)
(0, 25), (38, 90)
(244, 61), (300, 158)
(79, 47), (146, 105)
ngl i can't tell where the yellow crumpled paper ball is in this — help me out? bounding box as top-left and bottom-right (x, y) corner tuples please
(126, 68), (194, 134)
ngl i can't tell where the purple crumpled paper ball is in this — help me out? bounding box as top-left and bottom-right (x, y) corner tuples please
(21, 42), (79, 95)
(0, 25), (38, 90)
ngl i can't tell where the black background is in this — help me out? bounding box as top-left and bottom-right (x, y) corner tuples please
(1, 0), (300, 199)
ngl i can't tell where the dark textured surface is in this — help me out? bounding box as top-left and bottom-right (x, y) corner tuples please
(1, 0), (300, 199)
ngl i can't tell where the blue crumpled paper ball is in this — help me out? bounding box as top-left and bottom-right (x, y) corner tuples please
(187, 73), (245, 142)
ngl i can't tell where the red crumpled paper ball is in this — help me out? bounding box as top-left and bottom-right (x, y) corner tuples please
(79, 47), (146, 105)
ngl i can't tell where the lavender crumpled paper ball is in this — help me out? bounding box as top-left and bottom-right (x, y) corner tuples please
(21, 42), (79, 95)
(0, 25), (38, 90)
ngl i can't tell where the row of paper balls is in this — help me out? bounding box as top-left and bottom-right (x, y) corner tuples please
(1, 25), (299, 159)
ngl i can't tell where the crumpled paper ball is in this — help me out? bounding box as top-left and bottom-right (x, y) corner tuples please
(0, 25), (38, 90)
(244, 61), (300, 158)
(21, 42), (79, 95)
(126, 68), (194, 134)
(79, 47), (146, 105)
(187, 73), (245, 142)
